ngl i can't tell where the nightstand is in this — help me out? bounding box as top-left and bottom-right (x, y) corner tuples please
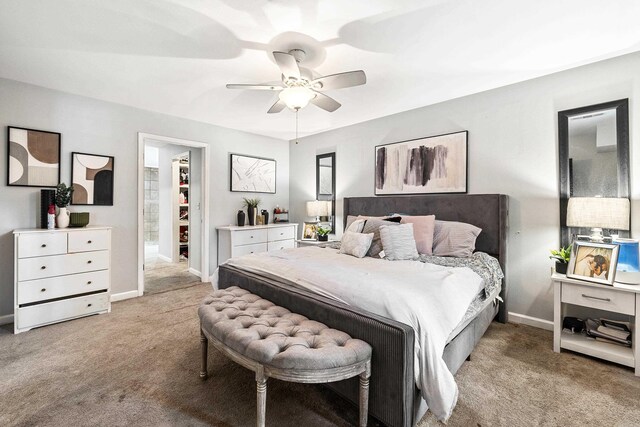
(552, 273), (639, 375)
(296, 239), (339, 248)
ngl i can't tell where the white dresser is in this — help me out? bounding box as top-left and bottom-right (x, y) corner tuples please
(13, 227), (112, 334)
(217, 224), (298, 265)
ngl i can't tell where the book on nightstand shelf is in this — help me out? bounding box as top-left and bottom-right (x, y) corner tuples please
(585, 318), (632, 347)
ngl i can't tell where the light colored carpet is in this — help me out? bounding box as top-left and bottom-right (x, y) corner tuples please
(144, 258), (201, 295)
(1, 283), (638, 427)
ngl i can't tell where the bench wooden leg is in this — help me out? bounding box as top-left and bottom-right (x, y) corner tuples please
(359, 368), (370, 427)
(200, 329), (208, 379)
(256, 370), (267, 427)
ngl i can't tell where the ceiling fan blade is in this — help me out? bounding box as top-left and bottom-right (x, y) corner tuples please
(267, 99), (286, 114)
(226, 84), (283, 91)
(310, 91), (341, 112)
(311, 70), (366, 91)
(273, 51), (301, 81)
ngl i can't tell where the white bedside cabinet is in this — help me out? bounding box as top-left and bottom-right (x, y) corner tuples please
(13, 227), (112, 334)
(217, 223), (298, 265)
(552, 273), (639, 376)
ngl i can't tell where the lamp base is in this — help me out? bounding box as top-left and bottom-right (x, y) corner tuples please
(615, 270), (640, 285)
(588, 227), (605, 242)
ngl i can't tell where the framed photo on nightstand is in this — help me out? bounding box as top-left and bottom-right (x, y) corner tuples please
(566, 240), (619, 286)
(302, 221), (318, 240)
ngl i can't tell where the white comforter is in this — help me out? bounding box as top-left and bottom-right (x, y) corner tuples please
(216, 247), (483, 421)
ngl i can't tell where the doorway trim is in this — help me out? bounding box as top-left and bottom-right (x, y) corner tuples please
(137, 132), (211, 297)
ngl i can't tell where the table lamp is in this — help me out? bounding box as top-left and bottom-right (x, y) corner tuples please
(566, 197), (629, 242)
(306, 200), (330, 222)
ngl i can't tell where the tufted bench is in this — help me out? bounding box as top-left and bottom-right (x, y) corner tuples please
(198, 286), (372, 427)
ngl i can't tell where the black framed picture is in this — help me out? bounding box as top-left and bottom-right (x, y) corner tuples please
(71, 152), (114, 205)
(230, 153), (276, 193)
(7, 126), (61, 187)
(374, 130), (468, 195)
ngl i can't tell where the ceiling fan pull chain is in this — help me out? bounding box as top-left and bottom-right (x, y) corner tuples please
(295, 109), (299, 145)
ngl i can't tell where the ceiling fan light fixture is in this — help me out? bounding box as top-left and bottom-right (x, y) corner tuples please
(279, 87), (316, 110)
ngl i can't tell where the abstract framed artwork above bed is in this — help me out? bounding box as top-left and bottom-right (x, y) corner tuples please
(374, 130), (468, 195)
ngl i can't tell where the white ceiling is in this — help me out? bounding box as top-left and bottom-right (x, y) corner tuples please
(1, 0), (640, 140)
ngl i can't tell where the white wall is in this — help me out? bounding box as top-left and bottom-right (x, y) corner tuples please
(144, 145), (159, 168)
(290, 51), (640, 323)
(0, 78), (289, 320)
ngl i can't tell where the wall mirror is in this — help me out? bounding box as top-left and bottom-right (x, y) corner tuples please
(558, 98), (630, 246)
(316, 152), (336, 233)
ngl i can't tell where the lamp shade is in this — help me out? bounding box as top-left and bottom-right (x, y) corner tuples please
(566, 197), (629, 230)
(279, 87), (316, 110)
(306, 200), (330, 217)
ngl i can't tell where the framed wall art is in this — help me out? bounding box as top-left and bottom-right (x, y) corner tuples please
(7, 126), (61, 187)
(374, 130), (468, 195)
(71, 152), (114, 205)
(566, 240), (619, 286)
(230, 153), (276, 193)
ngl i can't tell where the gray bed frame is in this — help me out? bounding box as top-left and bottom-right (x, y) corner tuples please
(218, 194), (508, 426)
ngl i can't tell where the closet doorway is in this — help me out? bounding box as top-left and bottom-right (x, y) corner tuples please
(137, 133), (210, 296)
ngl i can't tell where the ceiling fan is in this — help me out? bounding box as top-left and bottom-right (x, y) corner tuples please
(226, 49), (366, 113)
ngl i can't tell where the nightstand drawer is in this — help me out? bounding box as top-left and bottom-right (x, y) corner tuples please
(562, 282), (635, 315)
(268, 227), (295, 242)
(233, 229), (268, 246)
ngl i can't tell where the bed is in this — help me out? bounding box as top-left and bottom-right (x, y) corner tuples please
(217, 194), (508, 426)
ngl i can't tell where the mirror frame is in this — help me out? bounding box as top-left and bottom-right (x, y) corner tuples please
(558, 98), (630, 246)
(316, 152), (336, 233)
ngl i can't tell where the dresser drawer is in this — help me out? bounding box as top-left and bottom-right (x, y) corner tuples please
(268, 226), (295, 242)
(18, 250), (110, 281)
(233, 229), (268, 246)
(18, 270), (109, 305)
(17, 292), (109, 330)
(267, 239), (295, 252)
(18, 233), (67, 258)
(232, 243), (268, 257)
(562, 282), (635, 315)
(68, 229), (110, 252)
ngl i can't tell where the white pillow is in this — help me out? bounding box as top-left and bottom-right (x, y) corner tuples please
(346, 218), (366, 233)
(339, 232), (374, 258)
(379, 223), (419, 261)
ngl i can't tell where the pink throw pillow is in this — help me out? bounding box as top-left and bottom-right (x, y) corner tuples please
(400, 215), (436, 255)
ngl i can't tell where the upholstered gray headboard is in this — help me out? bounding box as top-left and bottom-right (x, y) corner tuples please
(343, 194), (509, 322)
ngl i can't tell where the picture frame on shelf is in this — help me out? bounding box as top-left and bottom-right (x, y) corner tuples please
(302, 221), (319, 240)
(374, 130), (468, 195)
(566, 240), (620, 286)
(71, 152), (114, 205)
(7, 126), (61, 187)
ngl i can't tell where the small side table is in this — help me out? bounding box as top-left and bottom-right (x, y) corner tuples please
(296, 239), (339, 248)
(552, 272), (639, 376)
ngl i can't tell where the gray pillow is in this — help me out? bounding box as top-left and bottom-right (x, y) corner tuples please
(433, 220), (482, 257)
(339, 232), (374, 258)
(379, 223), (419, 261)
(362, 218), (400, 257)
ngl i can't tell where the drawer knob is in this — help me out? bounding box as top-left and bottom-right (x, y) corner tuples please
(41, 288), (46, 292)
(41, 244), (47, 248)
(87, 240), (92, 244)
(87, 281), (92, 285)
(280, 232), (284, 235)
(41, 266), (46, 270)
(87, 260), (92, 264)
(87, 303), (92, 307)
(250, 236), (254, 238)
(581, 294), (611, 302)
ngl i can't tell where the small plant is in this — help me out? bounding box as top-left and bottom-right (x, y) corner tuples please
(316, 225), (332, 237)
(55, 183), (74, 208)
(549, 245), (571, 264)
(242, 197), (261, 208)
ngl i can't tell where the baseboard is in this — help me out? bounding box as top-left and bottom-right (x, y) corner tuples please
(110, 290), (139, 302)
(157, 254), (172, 263)
(0, 314), (14, 326)
(508, 312), (554, 331)
(188, 267), (202, 278)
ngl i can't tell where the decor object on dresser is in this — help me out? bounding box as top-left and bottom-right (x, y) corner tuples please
(217, 223), (298, 264)
(566, 240), (619, 286)
(375, 131), (467, 195)
(55, 182), (73, 229)
(549, 245), (572, 275)
(230, 153), (276, 193)
(8, 126), (61, 187)
(13, 227), (112, 334)
(69, 212), (90, 228)
(40, 189), (56, 228)
(553, 272), (639, 376)
(242, 197), (261, 226)
(199, 286), (372, 427)
(71, 152), (114, 205)
(237, 210), (245, 226)
(566, 197), (629, 242)
(302, 221), (318, 240)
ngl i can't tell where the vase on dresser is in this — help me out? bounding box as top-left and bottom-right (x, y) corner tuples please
(56, 207), (70, 229)
(247, 206), (257, 226)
